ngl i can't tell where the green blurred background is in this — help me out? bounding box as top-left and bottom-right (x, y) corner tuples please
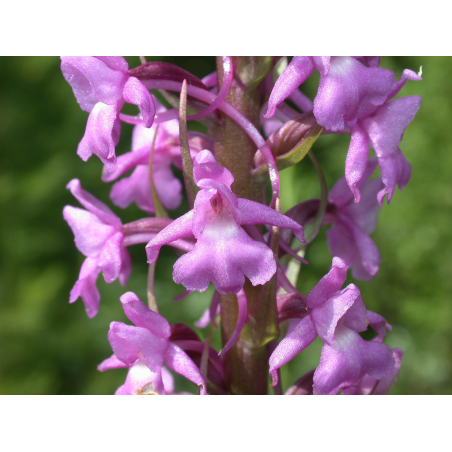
(0, 56), (450, 394)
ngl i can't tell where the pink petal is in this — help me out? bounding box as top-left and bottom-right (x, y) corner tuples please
(76, 102), (121, 169)
(122, 76), (156, 128)
(265, 56), (315, 118)
(119, 292), (171, 339)
(307, 257), (349, 309)
(146, 210), (195, 263)
(61, 56), (128, 112)
(311, 284), (363, 345)
(237, 198), (305, 243)
(66, 178), (121, 227)
(269, 316), (317, 386)
(69, 256), (101, 318)
(164, 343), (207, 395)
(313, 325), (395, 395)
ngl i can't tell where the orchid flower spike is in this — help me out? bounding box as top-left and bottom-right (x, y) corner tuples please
(61, 57), (156, 170)
(146, 150), (305, 294)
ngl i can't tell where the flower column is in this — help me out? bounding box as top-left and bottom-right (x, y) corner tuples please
(213, 56), (277, 394)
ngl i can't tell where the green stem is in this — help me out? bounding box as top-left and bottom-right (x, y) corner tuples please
(213, 56), (278, 395)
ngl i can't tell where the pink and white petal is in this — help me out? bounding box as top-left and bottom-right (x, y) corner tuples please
(265, 56), (316, 118)
(108, 323), (168, 379)
(173, 227), (276, 294)
(269, 316), (318, 386)
(122, 77), (156, 128)
(120, 292), (171, 339)
(115, 361), (166, 395)
(146, 210), (195, 263)
(313, 325), (395, 395)
(63, 206), (115, 256)
(77, 102), (121, 170)
(307, 257), (348, 310)
(164, 343), (207, 395)
(66, 178), (121, 227)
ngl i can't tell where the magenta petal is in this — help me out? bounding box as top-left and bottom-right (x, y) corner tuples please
(66, 179), (121, 227)
(367, 310), (392, 340)
(342, 177), (383, 234)
(345, 125), (370, 203)
(69, 256), (100, 318)
(76, 102), (121, 169)
(154, 163), (183, 210)
(265, 56), (315, 118)
(97, 232), (124, 283)
(364, 96), (422, 160)
(63, 206), (115, 256)
(102, 146), (150, 182)
(269, 315), (317, 386)
(108, 322), (168, 392)
(98, 354), (129, 371)
(388, 69), (422, 99)
(173, 226), (276, 294)
(120, 292), (171, 339)
(146, 210), (194, 263)
(314, 56), (394, 132)
(119, 246), (132, 287)
(311, 284), (363, 345)
(330, 158), (378, 208)
(193, 150), (234, 188)
(122, 76), (155, 128)
(313, 325), (395, 395)
(164, 343), (207, 395)
(327, 215), (381, 281)
(237, 198), (305, 243)
(61, 56), (128, 111)
(109, 166), (155, 214)
(307, 257), (348, 309)
(372, 348), (403, 394)
(377, 148), (412, 204)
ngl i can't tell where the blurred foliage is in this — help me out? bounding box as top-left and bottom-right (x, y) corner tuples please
(0, 56), (450, 394)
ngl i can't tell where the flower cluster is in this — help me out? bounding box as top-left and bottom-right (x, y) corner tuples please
(62, 56), (420, 395)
